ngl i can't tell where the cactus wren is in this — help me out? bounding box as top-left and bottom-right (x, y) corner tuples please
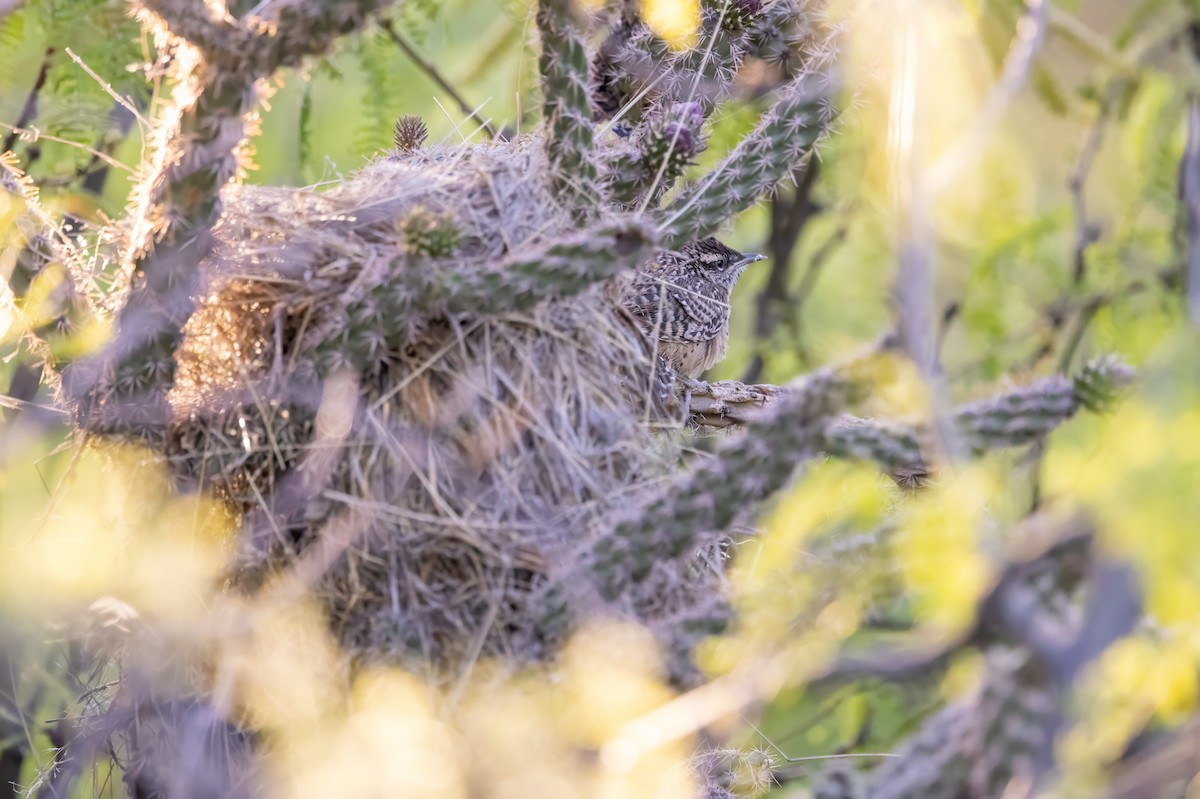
(624, 238), (766, 380)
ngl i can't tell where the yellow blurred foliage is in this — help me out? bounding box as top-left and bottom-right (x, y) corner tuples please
(892, 466), (994, 634)
(702, 461), (889, 678)
(0, 442), (698, 798)
(217, 596), (346, 734)
(1061, 635), (1200, 778)
(0, 443), (233, 623)
(1042, 339), (1200, 776)
(275, 666), (466, 799)
(257, 620), (690, 799)
(642, 0), (700, 50)
(556, 622), (675, 746)
(1044, 397), (1200, 629)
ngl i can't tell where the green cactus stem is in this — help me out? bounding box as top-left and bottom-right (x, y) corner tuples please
(399, 205), (461, 259)
(538, 0), (600, 210)
(819, 356), (1135, 477)
(655, 71), (834, 247)
(589, 358), (876, 600)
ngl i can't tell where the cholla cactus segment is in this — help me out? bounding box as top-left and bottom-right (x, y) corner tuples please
(747, 0), (809, 69)
(1072, 354), (1135, 412)
(955, 355), (1134, 450)
(664, 4), (750, 100)
(439, 217), (658, 314)
(656, 71), (834, 247)
(589, 360), (872, 600)
(649, 106), (704, 160)
(956, 376), (1082, 452)
(137, 0), (399, 76)
(592, 0), (770, 123)
(603, 141), (652, 207)
(70, 0), (400, 440)
(606, 101), (708, 207)
(721, 0), (766, 31)
(822, 416), (926, 476)
(645, 121), (697, 171)
(865, 649), (1054, 799)
(393, 114), (428, 153)
(591, 19), (671, 123)
(644, 101), (706, 168)
(538, 0), (600, 208)
(399, 205), (460, 258)
(820, 357), (1134, 478)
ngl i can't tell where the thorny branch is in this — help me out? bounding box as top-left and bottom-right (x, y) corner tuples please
(65, 0), (400, 439)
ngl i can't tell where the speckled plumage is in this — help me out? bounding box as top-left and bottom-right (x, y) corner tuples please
(624, 238), (765, 378)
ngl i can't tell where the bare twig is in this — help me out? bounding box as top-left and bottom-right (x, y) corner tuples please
(1047, 6), (1142, 78)
(379, 17), (497, 139)
(687, 380), (782, 427)
(743, 160), (821, 383)
(63, 47), (149, 131)
(1068, 96), (1112, 287)
(0, 122), (133, 174)
(1042, 31), (1182, 368)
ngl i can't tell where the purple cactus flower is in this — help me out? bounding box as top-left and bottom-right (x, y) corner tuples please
(660, 121), (699, 160)
(671, 101), (705, 132)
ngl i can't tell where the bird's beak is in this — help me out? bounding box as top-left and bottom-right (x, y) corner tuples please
(740, 253), (767, 267)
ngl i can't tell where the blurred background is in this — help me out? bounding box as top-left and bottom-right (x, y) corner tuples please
(2, 0), (1199, 796)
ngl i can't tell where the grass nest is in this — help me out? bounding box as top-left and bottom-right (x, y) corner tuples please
(162, 135), (687, 677)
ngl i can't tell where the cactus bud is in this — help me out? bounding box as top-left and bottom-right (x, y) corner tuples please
(393, 114), (428, 154)
(1073, 354), (1135, 412)
(724, 0), (763, 30)
(399, 205), (461, 259)
(643, 101), (707, 180)
(646, 121), (698, 166)
(605, 101), (709, 207)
